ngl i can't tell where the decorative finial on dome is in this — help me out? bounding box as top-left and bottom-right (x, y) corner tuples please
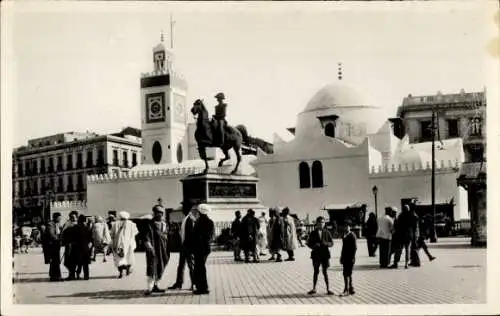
(337, 62), (343, 81)
(160, 30), (164, 43)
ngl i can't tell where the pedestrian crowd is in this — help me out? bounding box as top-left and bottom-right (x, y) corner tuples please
(25, 198), (436, 298)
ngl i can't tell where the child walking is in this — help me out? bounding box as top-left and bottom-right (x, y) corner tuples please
(307, 216), (334, 295)
(340, 220), (357, 296)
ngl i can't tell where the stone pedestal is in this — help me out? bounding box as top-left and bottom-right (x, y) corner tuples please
(180, 171), (266, 222)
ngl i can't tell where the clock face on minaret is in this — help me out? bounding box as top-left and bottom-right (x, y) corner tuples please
(146, 92), (166, 123)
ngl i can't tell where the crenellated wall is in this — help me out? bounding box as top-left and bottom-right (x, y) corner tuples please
(86, 164), (250, 219)
(368, 159), (468, 220)
(369, 159), (461, 175)
(50, 200), (88, 220)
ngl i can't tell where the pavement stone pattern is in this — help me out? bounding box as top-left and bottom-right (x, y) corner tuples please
(12, 237), (485, 304)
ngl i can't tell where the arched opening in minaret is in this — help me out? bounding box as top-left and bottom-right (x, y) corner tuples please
(152, 141), (163, 164)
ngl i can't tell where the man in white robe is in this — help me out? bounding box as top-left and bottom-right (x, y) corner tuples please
(110, 211), (138, 278)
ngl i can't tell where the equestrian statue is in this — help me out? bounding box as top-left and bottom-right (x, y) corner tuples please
(190, 92), (247, 174)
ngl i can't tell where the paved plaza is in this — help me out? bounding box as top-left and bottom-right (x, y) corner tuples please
(12, 237), (485, 305)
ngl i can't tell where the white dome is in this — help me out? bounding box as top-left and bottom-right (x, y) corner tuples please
(295, 83), (384, 137)
(303, 83), (370, 112)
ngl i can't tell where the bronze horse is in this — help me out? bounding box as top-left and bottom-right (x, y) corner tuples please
(191, 99), (245, 174)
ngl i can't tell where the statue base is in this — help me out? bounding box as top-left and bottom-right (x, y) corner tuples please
(180, 172), (266, 222)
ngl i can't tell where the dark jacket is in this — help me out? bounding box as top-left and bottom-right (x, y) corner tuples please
(67, 224), (93, 265)
(340, 231), (357, 265)
(231, 218), (242, 239)
(192, 215), (215, 256)
(365, 216), (378, 237)
(269, 217), (284, 251)
(307, 228), (334, 261)
(214, 103), (227, 119)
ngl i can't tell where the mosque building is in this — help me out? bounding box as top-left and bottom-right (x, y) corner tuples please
(83, 36), (474, 225)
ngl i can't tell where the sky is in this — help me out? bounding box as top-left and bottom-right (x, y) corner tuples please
(4, 2), (496, 148)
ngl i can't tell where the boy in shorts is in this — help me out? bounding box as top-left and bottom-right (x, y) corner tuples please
(340, 220), (357, 296)
(307, 216), (334, 295)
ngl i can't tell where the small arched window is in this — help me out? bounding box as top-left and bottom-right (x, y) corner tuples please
(325, 123), (335, 138)
(312, 160), (324, 188)
(299, 162), (311, 189)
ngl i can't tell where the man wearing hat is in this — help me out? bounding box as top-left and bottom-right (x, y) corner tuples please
(191, 203), (215, 295)
(168, 201), (196, 290)
(213, 92), (227, 146)
(142, 205), (170, 295)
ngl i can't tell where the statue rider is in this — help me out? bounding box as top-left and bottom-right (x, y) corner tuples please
(213, 92), (227, 146)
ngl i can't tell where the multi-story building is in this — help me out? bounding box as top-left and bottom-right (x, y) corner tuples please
(395, 89), (486, 163)
(12, 127), (142, 222)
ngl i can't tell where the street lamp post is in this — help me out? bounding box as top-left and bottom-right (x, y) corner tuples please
(372, 185), (378, 217)
(430, 109), (438, 243)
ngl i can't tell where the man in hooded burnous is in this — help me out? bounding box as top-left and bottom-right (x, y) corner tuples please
(213, 92), (227, 146)
(142, 205), (170, 295)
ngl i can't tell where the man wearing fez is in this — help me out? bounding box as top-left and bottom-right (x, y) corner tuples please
(168, 202), (195, 290)
(213, 92), (227, 146)
(191, 203), (215, 295)
(142, 205), (170, 295)
(46, 212), (63, 281)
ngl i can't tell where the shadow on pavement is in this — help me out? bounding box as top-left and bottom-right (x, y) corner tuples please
(47, 290), (194, 300)
(329, 264), (382, 271)
(13, 275), (120, 284)
(231, 293), (339, 300)
(427, 243), (473, 250)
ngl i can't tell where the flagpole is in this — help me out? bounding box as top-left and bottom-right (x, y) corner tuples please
(170, 13), (175, 49)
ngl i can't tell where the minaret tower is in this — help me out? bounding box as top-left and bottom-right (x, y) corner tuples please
(140, 30), (188, 165)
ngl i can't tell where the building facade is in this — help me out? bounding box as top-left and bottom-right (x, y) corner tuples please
(251, 83), (469, 222)
(396, 89), (486, 163)
(12, 128), (142, 222)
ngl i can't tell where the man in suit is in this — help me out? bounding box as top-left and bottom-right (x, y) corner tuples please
(45, 212), (63, 282)
(191, 204), (215, 295)
(168, 204), (195, 290)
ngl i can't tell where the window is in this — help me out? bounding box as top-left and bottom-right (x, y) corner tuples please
(33, 180), (38, 195)
(87, 151), (93, 168)
(113, 150), (119, 166)
(299, 162), (311, 189)
(470, 117), (482, 136)
(18, 163), (23, 177)
(76, 153), (83, 168)
(311, 160), (324, 188)
(132, 153), (138, 167)
(97, 149), (104, 165)
(48, 157), (54, 172)
(67, 175), (73, 192)
(77, 173), (84, 191)
(67, 154), (73, 170)
(325, 123), (335, 138)
(447, 119), (459, 138)
(57, 156), (63, 171)
(19, 181), (24, 197)
(58, 177), (64, 193)
(40, 159), (46, 174)
(123, 152), (128, 167)
(420, 121), (432, 141)
(25, 161), (31, 176)
(33, 161), (38, 175)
